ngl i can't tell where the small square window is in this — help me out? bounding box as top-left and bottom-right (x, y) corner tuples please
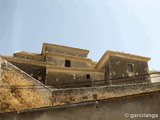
(86, 74), (90, 79)
(128, 64), (133, 72)
(65, 60), (71, 67)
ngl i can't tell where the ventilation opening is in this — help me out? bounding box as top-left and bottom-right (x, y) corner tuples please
(86, 74), (90, 79)
(65, 60), (71, 67)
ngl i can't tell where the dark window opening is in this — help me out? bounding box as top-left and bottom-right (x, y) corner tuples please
(85, 85), (91, 87)
(128, 64), (133, 72)
(86, 74), (90, 79)
(65, 60), (71, 67)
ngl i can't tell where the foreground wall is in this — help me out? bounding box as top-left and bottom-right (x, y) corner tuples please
(0, 57), (53, 113)
(51, 82), (160, 105)
(1, 91), (160, 120)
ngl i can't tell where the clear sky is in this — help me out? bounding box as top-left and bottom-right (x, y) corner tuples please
(0, 0), (160, 70)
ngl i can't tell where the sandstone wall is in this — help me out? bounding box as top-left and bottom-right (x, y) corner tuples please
(100, 55), (150, 85)
(0, 57), (53, 113)
(1, 91), (160, 120)
(51, 82), (160, 105)
(46, 67), (105, 88)
(42, 43), (89, 57)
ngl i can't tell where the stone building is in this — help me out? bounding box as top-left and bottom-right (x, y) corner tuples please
(95, 51), (151, 85)
(0, 43), (151, 88)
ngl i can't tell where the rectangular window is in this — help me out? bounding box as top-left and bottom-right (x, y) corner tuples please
(128, 64), (133, 72)
(86, 74), (90, 79)
(65, 60), (71, 67)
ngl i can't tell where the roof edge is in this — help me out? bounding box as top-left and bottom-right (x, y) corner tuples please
(41, 43), (90, 54)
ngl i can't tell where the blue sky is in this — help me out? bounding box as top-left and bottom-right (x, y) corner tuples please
(0, 0), (160, 70)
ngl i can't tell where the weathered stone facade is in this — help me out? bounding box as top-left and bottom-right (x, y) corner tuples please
(0, 43), (151, 88)
(45, 52), (92, 68)
(0, 55), (53, 84)
(1, 82), (160, 120)
(0, 52), (158, 118)
(95, 51), (151, 85)
(0, 57), (53, 113)
(41, 43), (89, 57)
(46, 66), (105, 88)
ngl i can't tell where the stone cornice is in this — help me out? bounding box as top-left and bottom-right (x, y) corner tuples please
(13, 51), (45, 61)
(46, 66), (105, 73)
(0, 55), (54, 66)
(45, 52), (92, 63)
(14, 51), (40, 56)
(41, 43), (90, 54)
(95, 50), (151, 69)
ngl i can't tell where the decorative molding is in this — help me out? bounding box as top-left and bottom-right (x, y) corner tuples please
(46, 66), (105, 73)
